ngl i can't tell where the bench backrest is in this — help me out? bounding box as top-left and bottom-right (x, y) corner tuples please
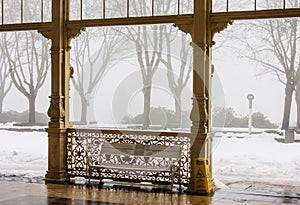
(100, 142), (182, 160)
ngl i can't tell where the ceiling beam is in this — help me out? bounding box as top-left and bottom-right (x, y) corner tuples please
(0, 22), (52, 32)
(211, 8), (300, 23)
(67, 14), (193, 28)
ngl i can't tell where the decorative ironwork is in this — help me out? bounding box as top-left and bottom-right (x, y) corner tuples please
(67, 128), (193, 185)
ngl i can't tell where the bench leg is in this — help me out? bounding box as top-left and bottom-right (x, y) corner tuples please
(170, 166), (175, 192)
(88, 166), (91, 185)
(178, 172), (181, 193)
(98, 170), (104, 187)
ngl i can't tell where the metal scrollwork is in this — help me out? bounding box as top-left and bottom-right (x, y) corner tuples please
(67, 128), (192, 185)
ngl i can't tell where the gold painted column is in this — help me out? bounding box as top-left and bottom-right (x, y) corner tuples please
(205, 0), (214, 175)
(42, 0), (71, 183)
(187, 0), (213, 193)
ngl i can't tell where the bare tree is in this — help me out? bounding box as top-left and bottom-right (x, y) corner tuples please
(228, 0), (299, 133)
(161, 28), (192, 127)
(133, 25), (163, 129)
(0, 1), (50, 124)
(71, 28), (124, 124)
(0, 34), (13, 114)
(114, 0), (179, 129)
(111, 0), (194, 129)
(296, 63), (300, 129)
(160, 1), (193, 128)
(2, 31), (50, 124)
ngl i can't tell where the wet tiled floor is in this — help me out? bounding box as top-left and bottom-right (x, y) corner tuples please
(0, 181), (299, 205)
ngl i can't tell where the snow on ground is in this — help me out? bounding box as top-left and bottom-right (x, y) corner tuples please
(0, 129), (47, 182)
(0, 126), (299, 192)
(213, 133), (300, 188)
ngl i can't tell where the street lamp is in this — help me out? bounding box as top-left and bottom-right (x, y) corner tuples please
(247, 94), (254, 134)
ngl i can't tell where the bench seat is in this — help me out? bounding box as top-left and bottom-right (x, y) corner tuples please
(90, 163), (171, 172)
(87, 142), (182, 190)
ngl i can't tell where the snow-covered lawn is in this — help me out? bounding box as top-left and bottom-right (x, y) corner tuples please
(0, 127), (299, 193)
(213, 133), (300, 188)
(0, 129), (47, 182)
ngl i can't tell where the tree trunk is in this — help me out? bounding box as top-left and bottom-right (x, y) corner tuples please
(0, 94), (3, 114)
(296, 81), (300, 130)
(175, 96), (182, 127)
(80, 95), (87, 124)
(28, 94), (36, 124)
(281, 81), (294, 130)
(143, 84), (151, 129)
(284, 129), (295, 143)
(87, 94), (96, 124)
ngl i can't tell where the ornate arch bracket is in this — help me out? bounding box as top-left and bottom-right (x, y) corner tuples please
(173, 23), (193, 36)
(38, 29), (53, 40)
(67, 25), (86, 42)
(211, 20), (233, 40)
(174, 21), (233, 49)
(37, 26), (86, 42)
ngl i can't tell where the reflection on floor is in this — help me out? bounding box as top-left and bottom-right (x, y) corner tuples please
(1, 196), (123, 205)
(0, 180), (299, 205)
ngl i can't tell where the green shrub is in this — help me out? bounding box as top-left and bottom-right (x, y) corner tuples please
(0, 110), (48, 124)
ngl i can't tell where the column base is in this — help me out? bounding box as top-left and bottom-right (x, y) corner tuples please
(187, 179), (216, 196)
(45, 171), (69, 184)
(185, 188), (215, 196)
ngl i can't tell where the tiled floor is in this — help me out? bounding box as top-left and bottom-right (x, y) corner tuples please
(0, 180), (299, 205)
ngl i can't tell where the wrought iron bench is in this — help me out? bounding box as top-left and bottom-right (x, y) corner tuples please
(87, 142), (182, 190)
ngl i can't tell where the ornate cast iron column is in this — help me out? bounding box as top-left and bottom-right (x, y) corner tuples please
(38, 0), (84, 183)
(174, 0), (212, 193)
(43, 0), (69, 183)
(186, 0), (210, 193)
(180, 0), (232, 193)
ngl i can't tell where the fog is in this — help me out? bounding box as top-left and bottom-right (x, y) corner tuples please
(2, 21), (297, 127)
(213, 45), (286, 125)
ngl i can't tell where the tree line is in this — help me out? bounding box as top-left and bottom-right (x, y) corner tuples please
(121, 106), (277, 129)
(212, 107), (278, 129)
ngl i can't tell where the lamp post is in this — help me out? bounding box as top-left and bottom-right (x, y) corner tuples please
(247, 94), (254, 134)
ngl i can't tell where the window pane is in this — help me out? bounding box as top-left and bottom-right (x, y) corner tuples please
(24, 0), (41, 23)
(129, 0), (152, 17)
(154, 0), (177, 16)
(106, 0), (127, 18)
(286, 0), (300, 9)
(256, 0), (283, 10)
(83, 0), (103, 19)
(213, 0), (227, 12)
(70, 0), (81, 20)
(180, 0), (193, 14)
(42, 0), (52, 22)
(3, 1), (21, 24)
(228, 0), (255, 11)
